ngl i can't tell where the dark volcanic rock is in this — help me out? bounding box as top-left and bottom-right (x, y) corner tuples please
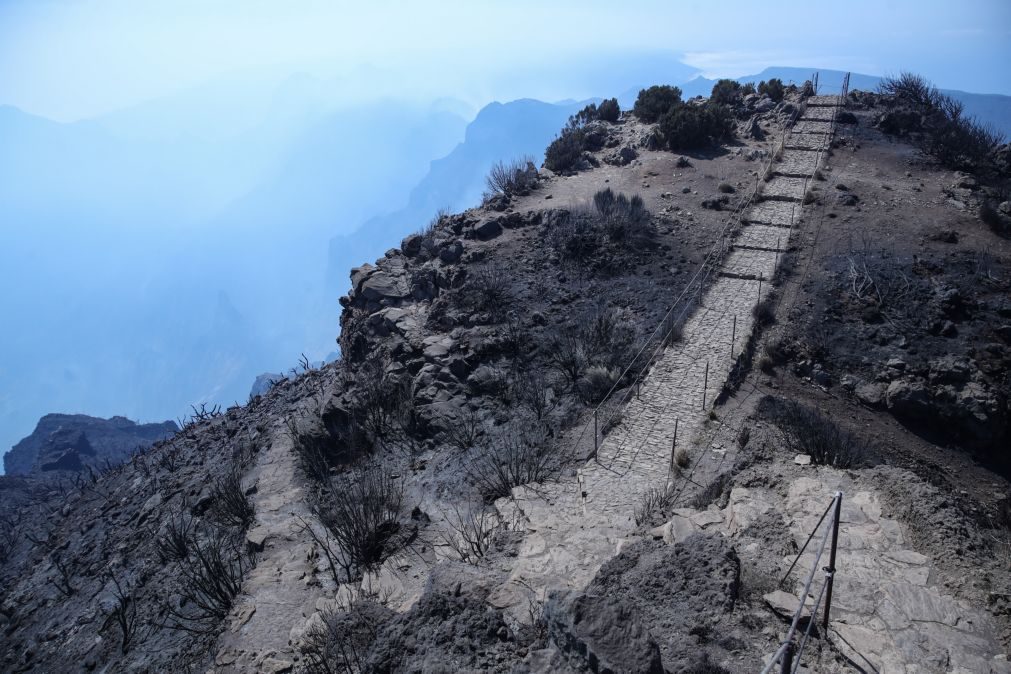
(4, 414), (177, 475)
(545, 590), (664, 674)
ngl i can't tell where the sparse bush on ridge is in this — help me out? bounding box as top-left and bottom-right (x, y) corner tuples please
(485, 156), (538, 198)
(757, 78), (785, 102)
(597, 97), (620, 122)
(544, 127), (586, 173)
(878, 71), (1005, 169)
(544, 99), (620, 173)
(658, 103), (735, 151)
(633, 85), (683, 123)
(710, 79), (743, 106)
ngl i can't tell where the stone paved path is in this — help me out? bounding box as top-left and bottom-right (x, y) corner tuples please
(701, 474), (1011, 674)
(491, 94), (841, 609)
(213, 426), (321, 673)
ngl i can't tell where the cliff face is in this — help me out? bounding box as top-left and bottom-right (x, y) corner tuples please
(3, 414), (177, 476)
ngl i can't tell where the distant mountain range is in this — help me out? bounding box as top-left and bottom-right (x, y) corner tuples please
(325, 98), (588, 300)
(3, 61), (1009, 471)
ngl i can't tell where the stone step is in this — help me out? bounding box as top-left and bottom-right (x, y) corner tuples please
(793, 120), (833, 135)
(735, 224), (791, 250)
(744, 200), (796, 227)
(806, 95), (840, 106)
(720, 248), (778, 280)
(761, 176), (808, 201)
(777, 149), (821, 177)
(801, 107), (836, 121)
(786, 134), (829, 151)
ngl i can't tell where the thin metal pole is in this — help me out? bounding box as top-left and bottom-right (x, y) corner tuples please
(593, 409), (598, 455)
(775, 236), (781, 271)
(823, 491), (843, 632)
(758, 276), (763, 304)
(669, 418), (680, 476)
(780, 641), (794, 674)
(731, 315), (737, 358)
(702, 361), (709, 410)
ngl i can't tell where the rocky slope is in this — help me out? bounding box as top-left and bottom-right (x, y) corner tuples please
(3, 414), (177, 476)
(1, 82), (1009, 674)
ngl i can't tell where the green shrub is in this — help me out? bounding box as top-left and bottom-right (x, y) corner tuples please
(597, 97), (620, 122)
(741, 82), (756, 96)
(658, 103), (735, 150)
(758, 78), (785, 102)
(633, 85), (683, 123)
(710, 79), (743, 106)
(544, 127), (585, 173)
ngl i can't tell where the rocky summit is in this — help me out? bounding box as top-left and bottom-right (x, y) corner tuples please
(3, 414), (177, 476)
(1, 76), (1010, 674)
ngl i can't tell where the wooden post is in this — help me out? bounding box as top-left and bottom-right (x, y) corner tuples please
(702, 360), (709, 410)
(823, 492), (843, 632)
(731, 315), (737, 358)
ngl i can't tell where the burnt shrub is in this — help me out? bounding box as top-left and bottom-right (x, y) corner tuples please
(592, 188), (653, 243)
(309, 463), (406, 580)
(757, 396), (871, 468)
(758, 78), (784, 102)
(545, 210), (602, 265)
(633, 85), (683, 123)
(879, 72), (1005, 169)
(166, 527), (255, 632)
(485, 156), (538, 197)
(710, 79), (743, 106)
(658, 103), (735, 151)
(466, 425), (554, 502)
(208, 466), (255, 530)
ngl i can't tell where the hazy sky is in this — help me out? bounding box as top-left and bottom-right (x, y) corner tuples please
(2, 0), (1009, 121)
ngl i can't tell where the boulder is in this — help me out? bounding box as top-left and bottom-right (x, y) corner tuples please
(544, 591), (664, 674)
(855, 382), (886, 407)
(885, 379), (931, 421)
(360, 272), (407, 302)
(439, 240), (464, 264)
(473, 219), (503, 240)
(350, 263), (376, 293)
(401, 233), (423, 257)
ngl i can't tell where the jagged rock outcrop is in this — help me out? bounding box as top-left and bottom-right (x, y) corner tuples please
(3, 413), (177, 475)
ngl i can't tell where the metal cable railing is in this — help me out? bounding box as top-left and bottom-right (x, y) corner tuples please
(570, 90), (816, 466)
(761, 491), (843, 674)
